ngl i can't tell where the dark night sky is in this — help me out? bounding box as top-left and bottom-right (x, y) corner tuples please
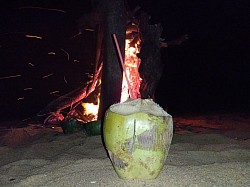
(0, 0), (249, 121)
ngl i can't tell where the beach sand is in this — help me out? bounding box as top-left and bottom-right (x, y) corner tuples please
(0, 113), (250, 187)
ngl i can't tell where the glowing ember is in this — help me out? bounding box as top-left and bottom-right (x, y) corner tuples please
(120, 39), (141, 102)
(81, 95), (100, 121)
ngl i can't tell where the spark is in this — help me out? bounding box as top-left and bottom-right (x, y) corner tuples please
(19, 6), (66, 13)
(22, 117), (32, 122)
(17, 97), (24, 101)
(48, 52), (56, 55)
(28, 63), (35, 67)
(63, 76), (67, 84)
(73, 59), (80, 63)
(37, 112), (51, 117)
(84, 28), (95, 32)
(49, 90), (60, 95)
(24, 87), (33, 90)
(0, 74), (21, 80)
(42, 73), (54, 78)
(70, 32), (82, 39)
(25, 35), (43, 39)
(60, 48), (69, 61)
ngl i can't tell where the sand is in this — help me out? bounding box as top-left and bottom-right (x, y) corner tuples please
(0, 113), (250, 187)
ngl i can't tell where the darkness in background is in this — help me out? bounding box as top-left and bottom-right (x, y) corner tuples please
(129, 0), (250, 115)
(0, 0), (249, 121)
(0, 1), (94, 120)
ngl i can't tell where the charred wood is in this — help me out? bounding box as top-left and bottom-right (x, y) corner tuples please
(98, 0), (126, 119)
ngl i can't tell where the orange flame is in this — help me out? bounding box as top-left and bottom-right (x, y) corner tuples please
(83, 38), (141, 121)
(120, 39), (141, 102)
(81, 95), (100, 121)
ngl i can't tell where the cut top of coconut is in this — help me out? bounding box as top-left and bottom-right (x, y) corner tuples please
(109, 98), (171, 117)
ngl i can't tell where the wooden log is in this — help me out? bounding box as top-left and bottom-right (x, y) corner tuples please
(98, 0), (126, 119)
(138, 20), (164, 99)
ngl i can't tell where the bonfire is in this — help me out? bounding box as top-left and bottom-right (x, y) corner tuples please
(35, 3), (187, 127)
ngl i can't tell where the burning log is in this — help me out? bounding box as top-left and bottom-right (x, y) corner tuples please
(134, 12), (188, 99)
(138, 20), (164, 99)
(37, 0), (187, 125)
(37, 63), (102, 124)
(37, 0), (105, 124)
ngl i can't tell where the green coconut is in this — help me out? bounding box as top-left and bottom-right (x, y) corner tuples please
(103, 98), (173, 179)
